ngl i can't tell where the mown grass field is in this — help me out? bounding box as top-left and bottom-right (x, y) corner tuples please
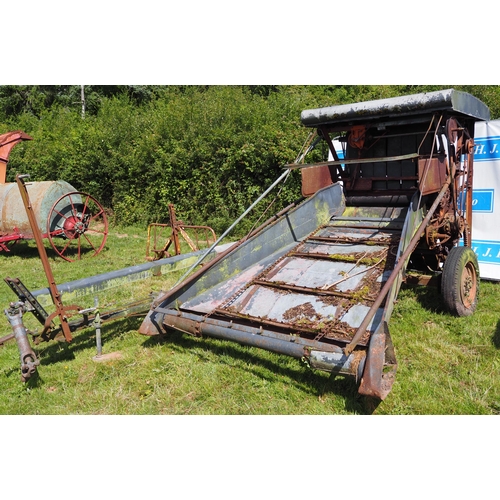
(1, 224), (499, 415)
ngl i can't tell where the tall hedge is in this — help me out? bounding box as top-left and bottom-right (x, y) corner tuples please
(4, 85), (500, 237)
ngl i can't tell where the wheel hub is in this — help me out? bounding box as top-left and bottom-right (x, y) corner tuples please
(63, 213), (87, 239)
(461, 263), (477, 307)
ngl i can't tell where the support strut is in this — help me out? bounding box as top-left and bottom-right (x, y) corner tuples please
(16, 174), (74, 341)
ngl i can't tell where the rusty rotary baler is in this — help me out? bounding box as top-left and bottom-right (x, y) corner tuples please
(139, 89), (489, 401)
(0, 131), (108, 261)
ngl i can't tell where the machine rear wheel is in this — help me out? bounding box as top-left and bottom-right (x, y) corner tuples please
(47, 192), (108, 262)
(441, 246), (479, 316)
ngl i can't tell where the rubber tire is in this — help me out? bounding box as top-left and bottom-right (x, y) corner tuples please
(441, 246), (479, 316)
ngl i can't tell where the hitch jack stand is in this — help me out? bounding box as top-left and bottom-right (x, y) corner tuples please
(80, 297), (122, 363)
(79, 297), (102, 358)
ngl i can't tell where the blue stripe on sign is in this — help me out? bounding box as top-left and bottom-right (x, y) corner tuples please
(474, 135), (500, 161)
(457, 189), (494, 212)
(471, 240), (500, 265)
(472, 189), (494, 212)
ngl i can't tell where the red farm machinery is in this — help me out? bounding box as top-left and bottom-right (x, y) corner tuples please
(0, 131), (108, 261)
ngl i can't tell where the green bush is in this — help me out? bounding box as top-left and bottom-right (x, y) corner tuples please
(4, 85), (500, 238)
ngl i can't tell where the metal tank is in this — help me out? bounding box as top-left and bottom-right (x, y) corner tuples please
(0, 180), (80, 236)
(0, 130), (108, 261)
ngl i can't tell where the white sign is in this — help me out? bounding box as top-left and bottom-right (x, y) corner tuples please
(472, 120), (500, 280)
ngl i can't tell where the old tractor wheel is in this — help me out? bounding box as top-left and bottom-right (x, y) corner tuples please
(47, 192), (108, 262)
(441, 246), (479, 316)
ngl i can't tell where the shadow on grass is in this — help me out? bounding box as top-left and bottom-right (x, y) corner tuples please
(2, 240), (61, 260)
(2, 238), (107, 261)
(26, 314), (375, 414)
(403, 283), (500, 351)
(142, 331), (372, 414)
(492, 320), (500, 349)
(35, 316), (143, 365)
(23, 370), (44, 389)
(400, 283), (446, 314)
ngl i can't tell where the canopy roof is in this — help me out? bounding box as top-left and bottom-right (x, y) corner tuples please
(301, 88), (490, 128)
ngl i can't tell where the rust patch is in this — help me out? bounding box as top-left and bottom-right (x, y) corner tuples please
(282, 301), (368, 344)
(283, 302), (317, 321)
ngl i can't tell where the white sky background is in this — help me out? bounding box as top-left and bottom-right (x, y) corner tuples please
(2, 2), (498, 498)
(4, 1), (497, 84)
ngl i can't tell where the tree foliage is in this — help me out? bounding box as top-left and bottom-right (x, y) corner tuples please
(2, 85), (499, 236)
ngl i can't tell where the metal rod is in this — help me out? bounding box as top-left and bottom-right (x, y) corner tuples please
(15, 174), (73, 342)
(31, 249), (206, 308)
(94, 297), (102, 356)
(250, 279), (375, 301)
(173, 169), (291, 286)
(285, 152), (419, 170)
(0, 333), (15, 345)
(161, 309), (364, 378)
(464, 143), (474, 246)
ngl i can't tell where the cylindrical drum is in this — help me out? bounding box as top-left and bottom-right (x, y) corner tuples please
(0, 180), (80, 237)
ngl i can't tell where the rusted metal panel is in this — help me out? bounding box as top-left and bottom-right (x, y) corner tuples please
(139, 179), (424, 400)
(143, 190), (405, 358)
(0, 130), (32, 184)
(301, 164), (333, 197)
(139, 183), (346, 335)
(418, 155), (448, 195)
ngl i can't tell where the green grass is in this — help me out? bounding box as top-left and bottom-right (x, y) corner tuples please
(1, 226), (500, 414)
